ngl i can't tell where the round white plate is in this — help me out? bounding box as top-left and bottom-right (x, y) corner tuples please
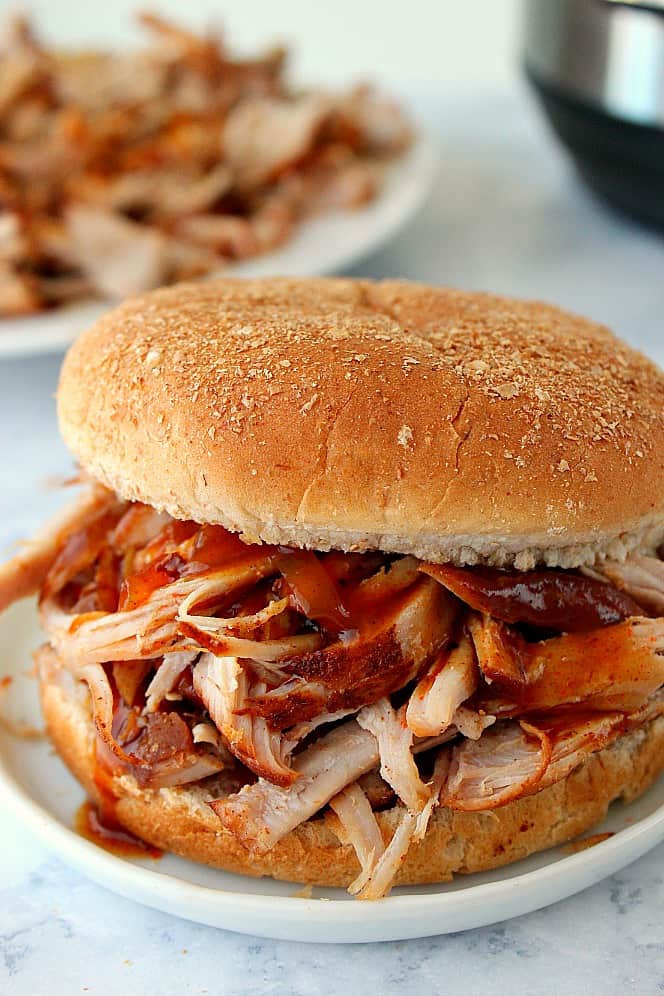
(0, 136), (437, 359)
(2, 597), (663, 944)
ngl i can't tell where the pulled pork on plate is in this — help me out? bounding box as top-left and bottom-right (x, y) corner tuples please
(2, 480), (663, 899)
(0, 13), (411, 315)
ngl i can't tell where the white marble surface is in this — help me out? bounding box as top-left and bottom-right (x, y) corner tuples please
(1, 87), (664, 993)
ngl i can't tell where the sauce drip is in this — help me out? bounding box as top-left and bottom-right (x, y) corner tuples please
(277, 548), (349, 630)
(275, 552), (417, 638)
(115, 520), (369, 630)
(118, 523), (273, 611)
(118, 554), (184, 611)
(75, 800), (162, 859)
(186, 523), (256, 569)
(422, 563), (644, 632)
(107, 517), (402, 632)
(83, 730), (162, 859)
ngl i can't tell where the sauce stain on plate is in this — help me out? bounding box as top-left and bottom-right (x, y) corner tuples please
(75, 800), (162, 860)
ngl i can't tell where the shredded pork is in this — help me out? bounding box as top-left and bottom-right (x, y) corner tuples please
(193, 653), (295, 785)
(355, 810), (418, 901)
(357, 699), (430, 813)
(144, 651), (197, 713)
(3, 490), (664, 900)
(0, 483), (118, 612)
(245, 576), (456, 727)
(442, 721), (552, 811)
(329, 782), (386, 894)
(211, 721), (379, 852)
(596, 555), (664, 616)
(475, 618), (664, 715)
(406, 635), (478, 737)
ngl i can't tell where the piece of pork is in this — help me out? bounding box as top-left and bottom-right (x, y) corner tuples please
(210, 720), (379, 852)
(42, 553), (279, 668)
(83, 164), (233, 221)
(173, 213), (258, 257)
(405, 634), (478, 737)
(78, 658), (224, 789)
(519, 619), (664, 713)
(110, 505), (171, 553)
(595, 555), (664, 616)
(471, 614), (664, 715)
(355, 810), (417, 901)
(452, 705), (496, 740)
(337, 86), (413, 154)
(442, 720), (551, 811)
(442, 700), (664, 812)
(222, 94), (332, 189)
(350, 748), (451, 900)
(193, 653), (295, 786)
(0, 264), (41, 314)
(468, 613), (528, 689)
(536, 712), (629, 791)
(144, 651), (198, 713)
(177, 573), (324, 662)
(65, 206), (168, 299)
(246, 577), (457, 728)
(357, 699), (430, 813)
(286, 707), (358, 744)
(0, 484), (119, 614)
(329, 782), (386, 894)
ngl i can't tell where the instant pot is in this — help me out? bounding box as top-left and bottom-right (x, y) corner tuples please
(524, 0), (664, 226)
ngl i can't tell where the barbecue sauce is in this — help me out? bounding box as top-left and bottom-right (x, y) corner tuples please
(75, 800), (162, 859)
(422, 563), (644, 632)
(114, 520), (399, 641)
(118, 554), (185, 611)
(77, 734), (162, 859)
(277, 548), (349, 630)
(118, 523), (276, 611)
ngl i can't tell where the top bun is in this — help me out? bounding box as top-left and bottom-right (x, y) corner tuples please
(57, 277), (664, 568)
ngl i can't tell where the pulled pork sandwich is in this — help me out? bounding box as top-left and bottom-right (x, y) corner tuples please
(2, 277), (664, 898)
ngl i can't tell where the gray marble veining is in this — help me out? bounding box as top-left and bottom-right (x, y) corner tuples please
(2, 835), (663, 995)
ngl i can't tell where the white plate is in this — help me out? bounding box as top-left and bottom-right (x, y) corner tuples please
(2, 597), (664, 944)
(0, 137), (437, 359)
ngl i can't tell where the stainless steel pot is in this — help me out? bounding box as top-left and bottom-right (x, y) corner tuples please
(523, 0), (664, 225)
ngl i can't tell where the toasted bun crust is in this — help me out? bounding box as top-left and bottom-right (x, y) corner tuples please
(57, 277), (664, 568)
(41, 665), (664, 888)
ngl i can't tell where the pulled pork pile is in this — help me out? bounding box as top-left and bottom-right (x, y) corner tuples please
(0, 14), (411, 315)
(3, 483), (664, 898)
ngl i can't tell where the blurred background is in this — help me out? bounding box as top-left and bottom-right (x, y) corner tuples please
(1, 0), (661, 334)
(16, 0), (521, 94)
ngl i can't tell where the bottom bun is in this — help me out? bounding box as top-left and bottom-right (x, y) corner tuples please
(40, 666), (664, 888)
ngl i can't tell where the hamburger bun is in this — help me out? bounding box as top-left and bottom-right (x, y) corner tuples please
(41, 660), (664, 888)
(57, 277), (664, 569)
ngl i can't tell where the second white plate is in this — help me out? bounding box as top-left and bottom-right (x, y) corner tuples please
(2, 597), (663, 944)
